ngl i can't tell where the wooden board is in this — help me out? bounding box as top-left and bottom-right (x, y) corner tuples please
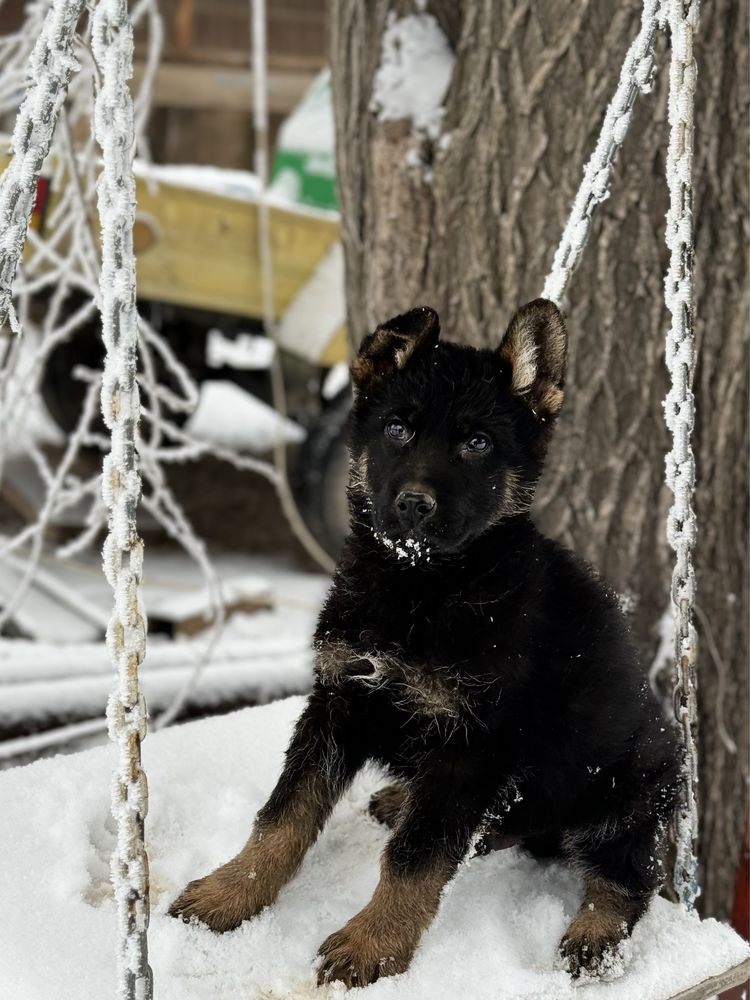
(0, 144), (347, 362)
(668, 956), (749, 1000)
(132, 60), (317, 114)
(132, 177), (340, 321)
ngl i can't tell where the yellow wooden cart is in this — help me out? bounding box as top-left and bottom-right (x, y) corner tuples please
(1, 147), (348, 367)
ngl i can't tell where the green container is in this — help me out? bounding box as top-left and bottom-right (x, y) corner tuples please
(270, 70), (338, 213)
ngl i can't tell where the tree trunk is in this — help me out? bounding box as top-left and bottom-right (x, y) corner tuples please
(329, 0), (748, 920)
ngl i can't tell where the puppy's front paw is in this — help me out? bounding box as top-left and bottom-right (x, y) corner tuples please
(558, 917), (628, 980)
(316, 922), (413, 989)
(168, 863), (271, 932)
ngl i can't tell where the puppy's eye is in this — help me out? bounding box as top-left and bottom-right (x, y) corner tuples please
(465, 433), (492, 454)
(385, 418), (413, 443)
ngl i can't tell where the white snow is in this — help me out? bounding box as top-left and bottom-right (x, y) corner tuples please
(373, 530), (432, 566)
(184, 380), (306, 453)
(206, 330), (276, 371)
(133, 158), (340, 221)
(648, 606), (675, 703)
(0, 553), (329, 742)
(0, 553), (107, 642)
(147, 573), (272, 624)
(371, 13), (455, 139)
(0, 696), (747, 1000)
(272, 69), (335, 157)
(322, 362), (350, 401)
(134, 160), (262, 201)
(274, 242), (346, 364)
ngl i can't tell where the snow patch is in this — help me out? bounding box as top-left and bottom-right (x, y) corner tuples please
(134, 160), (261, 200)
(273, 68), (335, 157)
(322, 362), (350, 401)
(206, 330), (275, 371)
(185, 380), (305, 453)
(371, 13), (455, 139)
(373, 530), (432, 566)
(0, 697), (747, 999)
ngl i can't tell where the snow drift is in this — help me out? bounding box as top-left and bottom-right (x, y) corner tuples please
(0, 696), (746, 1000)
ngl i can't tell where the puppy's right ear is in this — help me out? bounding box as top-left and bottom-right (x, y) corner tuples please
(351, 307), (440, 390)
(499, 298), (567, 420)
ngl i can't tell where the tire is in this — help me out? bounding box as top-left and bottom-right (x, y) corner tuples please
(293, 392), (351, 561)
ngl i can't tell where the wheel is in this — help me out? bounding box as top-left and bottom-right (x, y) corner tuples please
(293, 391), (351, 561)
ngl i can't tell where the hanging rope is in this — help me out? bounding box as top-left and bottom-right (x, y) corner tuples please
(542, 0), (701, 909)
(92, 0), (153, 995)
(663, 0), (700, 910)
(542, 0), (661, 305)
(542, 0), (662, 306)
(250, 0), (336, 575)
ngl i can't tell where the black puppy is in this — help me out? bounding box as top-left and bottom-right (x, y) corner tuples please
(170, 300), (678, 989)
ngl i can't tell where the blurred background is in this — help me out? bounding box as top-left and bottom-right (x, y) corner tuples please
(0, 0), (746, 953)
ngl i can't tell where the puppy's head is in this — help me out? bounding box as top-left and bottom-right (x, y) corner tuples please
(348, 299), (567, 560)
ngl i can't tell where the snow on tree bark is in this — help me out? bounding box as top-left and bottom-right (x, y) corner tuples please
(91, 0), (153, 996)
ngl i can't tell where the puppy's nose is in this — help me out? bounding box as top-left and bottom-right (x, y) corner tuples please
(395, 490), (437, 527)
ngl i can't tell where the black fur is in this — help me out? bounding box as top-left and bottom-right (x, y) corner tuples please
(172, 300), (678, 987)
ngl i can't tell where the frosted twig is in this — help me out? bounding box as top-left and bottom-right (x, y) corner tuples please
(0, 377), (100, 629)
(0, 0), (86, 330)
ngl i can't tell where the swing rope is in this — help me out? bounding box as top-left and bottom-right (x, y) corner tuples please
(543, 0), (701, 909)
(542, 0), (663, 305)
(663, 0), (700, 911)
(92, 0), (153, 995)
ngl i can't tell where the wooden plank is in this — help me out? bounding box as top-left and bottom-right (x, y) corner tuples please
(1, 144), (347, 360)
(133, 46), (327, 72)
(0, 144), (342, 333)
(132, 60), (316, 113)
(132, 178), (341, 320)
(667, 957), (750, 1000)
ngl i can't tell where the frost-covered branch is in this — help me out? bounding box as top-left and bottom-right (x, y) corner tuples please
(0, 0), (85, 331)
(0, 0), (291, 727)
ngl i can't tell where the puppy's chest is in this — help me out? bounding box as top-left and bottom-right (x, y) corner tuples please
(314, 637), (472, 721)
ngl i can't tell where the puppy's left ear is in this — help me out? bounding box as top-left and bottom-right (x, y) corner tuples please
(499, 298), (567, 419)
(352, 307), (440, 390)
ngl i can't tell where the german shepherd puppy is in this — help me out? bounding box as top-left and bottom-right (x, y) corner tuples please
(170, 300), (678, 988)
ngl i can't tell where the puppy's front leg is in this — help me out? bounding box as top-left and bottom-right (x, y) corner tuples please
(317, 770), (489, 988)
(169, 688), (361, 931)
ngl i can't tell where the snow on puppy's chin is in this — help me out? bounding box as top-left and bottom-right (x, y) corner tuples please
(372, 528), (432, 565)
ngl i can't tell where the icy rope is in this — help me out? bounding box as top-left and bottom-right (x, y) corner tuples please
(542, 0), (701, 908)
(541, 0), (662, 306)
(0, 0), (86, 332)
(663, 0), (700, 910)
(250, 0), (335, 574)
(92, 0), (153, 995)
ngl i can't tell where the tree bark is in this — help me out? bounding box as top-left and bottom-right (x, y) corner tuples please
(329, 0), (748, 920)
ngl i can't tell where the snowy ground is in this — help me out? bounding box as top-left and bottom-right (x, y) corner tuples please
(0, 551), (329, 757)
(0, 696), (747, 1000)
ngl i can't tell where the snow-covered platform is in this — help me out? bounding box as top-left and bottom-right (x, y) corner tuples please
(0, 696), (747, 1000)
